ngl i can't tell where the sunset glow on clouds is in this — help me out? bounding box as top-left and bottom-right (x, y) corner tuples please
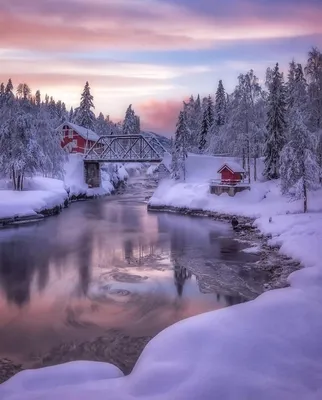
(1, 0), (322, 134)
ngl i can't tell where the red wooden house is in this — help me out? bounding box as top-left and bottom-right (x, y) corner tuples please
(59, 122), (100, 154)
(217, 162), (245, 185)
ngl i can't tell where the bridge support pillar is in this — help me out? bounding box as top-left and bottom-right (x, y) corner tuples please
(84, 162), (101, 188)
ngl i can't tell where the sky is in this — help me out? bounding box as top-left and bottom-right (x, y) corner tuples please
(0, 0), (322, 136)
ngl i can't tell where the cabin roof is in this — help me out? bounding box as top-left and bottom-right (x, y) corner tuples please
(58, 122), (99, 142)
(217, 162), (245, 174)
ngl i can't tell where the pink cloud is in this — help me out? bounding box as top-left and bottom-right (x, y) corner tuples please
(0, 0), (322, 52)
(138, 99), (187, 135)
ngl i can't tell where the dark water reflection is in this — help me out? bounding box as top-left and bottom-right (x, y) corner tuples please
(0, 178), (263, 366)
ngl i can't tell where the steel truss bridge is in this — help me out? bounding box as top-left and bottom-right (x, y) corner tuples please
(84, 134), (167, 163)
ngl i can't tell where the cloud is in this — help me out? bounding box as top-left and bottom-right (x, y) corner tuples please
(138, 99), (187, 135)
(1, 0), (322, 52)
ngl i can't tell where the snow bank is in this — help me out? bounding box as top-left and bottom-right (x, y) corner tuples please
(0, 155), (129, 220)
(64, 154), (117, 197)
(0, 177), (67, 219)
(149, 153), (322, 218)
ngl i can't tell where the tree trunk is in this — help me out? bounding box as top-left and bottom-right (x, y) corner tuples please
(21, 173), (24, 191)
(254, 156), (257, 181)
(247, 141), (251, 184)
(12, 168), (17, 190)
(303, 180), (307, 213)
(17, 174), (21, 191)
(242, 148), (246, 170)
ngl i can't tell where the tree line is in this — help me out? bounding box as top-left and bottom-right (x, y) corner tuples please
(0, 80), (141, 190)
(171, 47), (322, 212)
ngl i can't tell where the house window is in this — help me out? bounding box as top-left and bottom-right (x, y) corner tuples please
(68, 129), (74, 138)
(72, 139), (77, 148)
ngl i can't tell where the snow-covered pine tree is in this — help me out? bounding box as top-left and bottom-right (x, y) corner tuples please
(75, 81), (95, 130)
(206, 95), (214, 128)
(286, 60), (297, 113)
(264, 63), (287, 180)
(183, 96), (195, 150)
(305, 47), (322, 180)
(123, 104), (136, 135)
(96, 112), (108, 136)
(35, 90), (41, 108)
(208, 80), (228, 156)
(69, 107), (74, 122)
(214, 80), (227, 127)
(171, 111), (188, 180)
(4, 79), (14, 105)
(198, 108), (208, 153)
(280, 108), (320, 212)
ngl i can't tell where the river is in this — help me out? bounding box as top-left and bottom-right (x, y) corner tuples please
(0, 175), (268, 373)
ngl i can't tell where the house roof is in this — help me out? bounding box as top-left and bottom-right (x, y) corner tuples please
(217, 162), (245, 174)
(58, 122), (99, 142)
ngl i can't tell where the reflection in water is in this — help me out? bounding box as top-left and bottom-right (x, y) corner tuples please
(0, 177), (262, 367)
(174, 266), (192, 297)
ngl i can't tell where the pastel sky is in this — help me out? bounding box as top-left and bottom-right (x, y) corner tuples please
(1, 0), (322, 135)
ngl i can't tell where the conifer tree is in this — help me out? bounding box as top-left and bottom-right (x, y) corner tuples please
(171, 111), (188, 180)
(199, 108), (208, 152)
(264, 63), (287, 179)
(75, 81), (95, 130)
(280, 108), (319, 212)
(214, 80), (227, 127)
(123, 104), (136, 135)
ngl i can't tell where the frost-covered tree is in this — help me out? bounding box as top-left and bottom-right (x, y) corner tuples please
(305, 47), (322, 179)
(171, 111), (188, 180)
(96, 112), (108, 136)
(198, 108), (208, 153)
(280, 108), (320, 212)
(17, 83), (31, 100)
(214, 80), (227, 127)
(75, 81), (95, 130)
(224, 70), (263, 181)
(34, 107), (66, 178)
(183, 95), (202, 152)
(123, 104), (137, 135)
(264, 63), (287, 180)
(35, 90), (41, 108)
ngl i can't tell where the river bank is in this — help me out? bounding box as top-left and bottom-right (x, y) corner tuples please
(0, 155), (134, 228)
(147, 204), (302, 292)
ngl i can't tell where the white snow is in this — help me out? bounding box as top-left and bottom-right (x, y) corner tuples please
(0, 177), (67, 219)
(0, 155), (128, 220)
(1, 153), (322, 399)
(218, 160), (245, 173)
(241, 245), (261, 254)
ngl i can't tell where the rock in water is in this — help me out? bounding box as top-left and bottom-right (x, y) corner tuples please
(231, 216), (239, 230)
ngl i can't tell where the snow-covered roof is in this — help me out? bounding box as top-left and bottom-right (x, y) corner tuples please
(218, 162), (245, 174)
(58, 122), (99, 142)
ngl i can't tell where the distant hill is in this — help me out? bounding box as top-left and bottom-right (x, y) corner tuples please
(141, 131), (172, 152)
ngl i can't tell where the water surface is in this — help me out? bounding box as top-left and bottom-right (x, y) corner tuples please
(0, 177), (264, 370)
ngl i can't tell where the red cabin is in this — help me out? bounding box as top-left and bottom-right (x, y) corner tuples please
(217, 162), (245, 185)
(59, 122), (100, 154)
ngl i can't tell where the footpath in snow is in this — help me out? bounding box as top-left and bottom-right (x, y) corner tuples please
(1, 154), (322, 399)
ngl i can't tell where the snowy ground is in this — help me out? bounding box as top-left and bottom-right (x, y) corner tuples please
(0, 155), (131, 220)
(1, 154), (322, 399)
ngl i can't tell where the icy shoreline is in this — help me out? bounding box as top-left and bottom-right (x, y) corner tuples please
(147, 204), (301, 291)
(0, 155), (133, 228)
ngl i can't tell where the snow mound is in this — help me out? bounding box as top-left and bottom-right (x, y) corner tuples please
(0, 177), (67, 219)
